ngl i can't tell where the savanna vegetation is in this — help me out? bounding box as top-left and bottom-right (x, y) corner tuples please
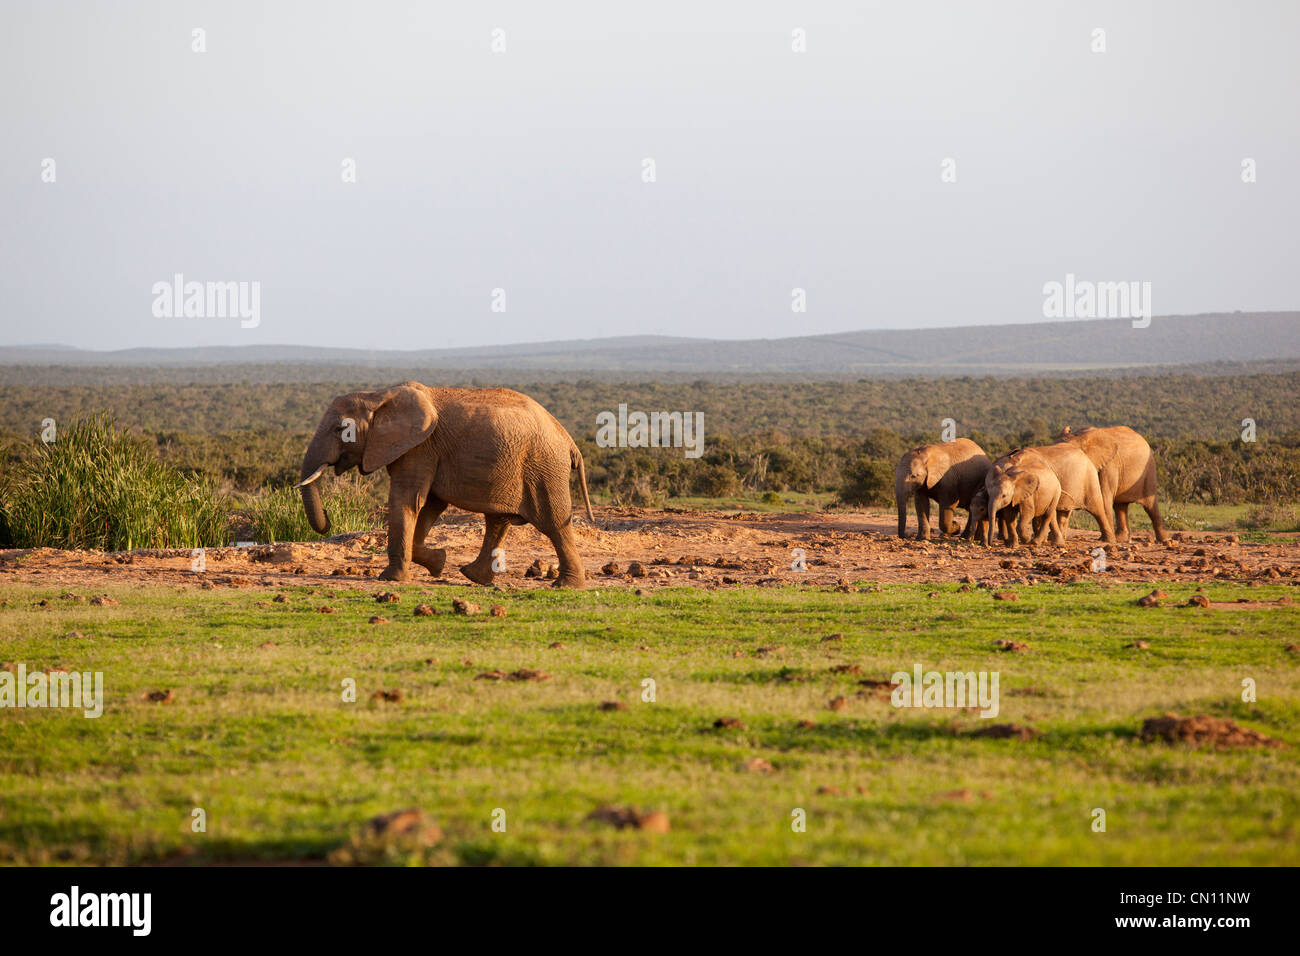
(1, 371), (1296, 548)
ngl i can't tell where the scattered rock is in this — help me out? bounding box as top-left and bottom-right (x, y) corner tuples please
(586, 806), (669, 832)
(599, 701), (627, 711)
(524, 560), (545, 579)
(993, 639), (1028, 652)
(820, 633), (843, 643)
(142, 689), (174, 703)
(829, 664), (862, 675)
(452, 598), (481, 615)
(1137, 589), (1167, 607)
(413, 605), (437, 617)
(489, 604), (507, 617)
(755, 644), (785, 656)
(318, 606), (335, 614)
(627, 561), (647, 578)
(375, 592), (400, 603)
(601, 561), (621, 575)
(61, 631), (86, 641)
(816, 785), (842, 796)
(90, 595), (119, 607)
(970, 723), (1039, 741)
(371, 689), (404, 703)
(1187, 594), (1210, 608)
(251, 544), (301, 565)
(507, 669), (551, 682)
(713, 717), (745, 730)
(827, 696), (849, 711)
(548, 642), (566, 649)
(1139, 713), (1283, 749)
(796, 719), (816, 729)
(992, 591), (1018, 602)
(272, 594), (289, 603)
(258, 641), (276, 650)
(369, 616), (389, 624)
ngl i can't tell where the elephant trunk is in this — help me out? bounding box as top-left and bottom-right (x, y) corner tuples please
(298, 433), (337, 536)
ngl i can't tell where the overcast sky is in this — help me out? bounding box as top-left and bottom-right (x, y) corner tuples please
(1, 0), (1297, 351)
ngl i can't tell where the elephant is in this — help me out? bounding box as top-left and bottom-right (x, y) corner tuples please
(895, 438), (991, 540)
(1056, 425), (1168, 543)
(297, 381), (594, 587)
(966, 486), (1020, 546)
(986, 444), (1117, 546)
(983, 450), (1064, 546)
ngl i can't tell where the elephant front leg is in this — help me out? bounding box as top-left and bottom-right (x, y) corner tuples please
(913, 492), (931, 540)
(380, 496), (418, 582)
(1113, 503), (1131, 542)
(939, 500), (959, 536)
(461, 515), (510, 586)
(412, 497), (448, 577)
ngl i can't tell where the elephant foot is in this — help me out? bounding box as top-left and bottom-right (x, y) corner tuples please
(378, 564), (411, 582)
(459, 560), (496, 587)
(552, 571), (587, 589)
(414, 547), (447, 576)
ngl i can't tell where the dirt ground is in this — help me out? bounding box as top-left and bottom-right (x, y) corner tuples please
(1, 507), (1296, 595)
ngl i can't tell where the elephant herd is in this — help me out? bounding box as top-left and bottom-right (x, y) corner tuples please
(895, 426), (1169, 547)
(296, 382), (1168, 592)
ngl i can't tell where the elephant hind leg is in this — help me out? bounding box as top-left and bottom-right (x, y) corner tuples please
(536, 519), (586, 589)
(1113, 503), (1131, 543)
(1142, 497), (1170, 544)
(412, 497), (448, 576)
(461, 514), (511, 586)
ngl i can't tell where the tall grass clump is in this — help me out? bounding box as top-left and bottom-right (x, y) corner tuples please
(245, 473), (382, 543)
(0, 415), (228, 550)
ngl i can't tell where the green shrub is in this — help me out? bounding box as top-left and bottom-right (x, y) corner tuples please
(0, 415), (228, 550)
(244, 475), (383, 543)
(839, 456), (896, 507)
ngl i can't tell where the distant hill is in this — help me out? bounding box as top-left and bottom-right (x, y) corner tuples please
(1, 312), (1296, 383)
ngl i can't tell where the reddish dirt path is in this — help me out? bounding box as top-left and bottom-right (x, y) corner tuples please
(1, 507), (1296, 595)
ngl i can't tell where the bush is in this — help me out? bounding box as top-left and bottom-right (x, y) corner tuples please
(243, 474), (383, 543)
(0, 415), (228, 550)
(839, 456), (896, 507)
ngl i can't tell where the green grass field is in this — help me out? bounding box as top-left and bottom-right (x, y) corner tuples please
(1, 580), (1296, 866)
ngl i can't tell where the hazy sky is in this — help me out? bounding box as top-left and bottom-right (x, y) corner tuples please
(1, 0), (1297, 351)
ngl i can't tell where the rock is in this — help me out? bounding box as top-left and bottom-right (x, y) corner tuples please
(816, 785), (842, 796)
(272, 594), (289, 603)
(489, 604), (507, 617)
(601, 561), (621, 575)
(713, 717), (745, 730)
(586, 806), (670, 832)
(452, 598), (481, 615)
(827, 696), (848, 711)
(90, 595), (119, 607)
(142, 689), (174, 703)
(627, 561), (646, 578)
(251, 544), (301, 565)
(993, 639), (1028, 652)
(1139, 713), (1283, 749)
(369, 616), (389, 624)
(524, 560), (545, 579)
(820, 633), (844, 643)
(507, 669), (551, 682)
(413, 605), (437, 617)
(356, 809), (442, 846)
(375, 592), (400, 603)
(600, 701), (627, 711)
(318, 606), (335, 614)
(548, 642), (566, 649)
(1137, 592), (1162, 607)
(992, 591), (1018, 602)
(371, 689), (403, 702)
(970, 723), (1039, 740)
(1187, 594), (1210, 608)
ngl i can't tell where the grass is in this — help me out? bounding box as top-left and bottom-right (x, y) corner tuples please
(1, 579), (1296, 865)
(240, 474), (384, 543)
(0, 415), (228, 550)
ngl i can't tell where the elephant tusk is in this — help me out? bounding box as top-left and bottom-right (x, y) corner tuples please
(295, 464), (329, 488)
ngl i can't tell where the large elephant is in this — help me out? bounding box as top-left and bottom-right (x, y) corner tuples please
(895, 438), (991, 539)
(1057, 425), (1168, 543)
(983, 450), (1063, 546)
(987, 444), (1116, 545)
(297, 382), (594, 587)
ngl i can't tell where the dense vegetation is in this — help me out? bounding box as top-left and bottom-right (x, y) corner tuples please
(0, 371), (1295, 547)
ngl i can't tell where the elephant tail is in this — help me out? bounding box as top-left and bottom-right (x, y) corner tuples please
(571, 444), (595, 524)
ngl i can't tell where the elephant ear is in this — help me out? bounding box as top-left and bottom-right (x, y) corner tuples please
(1020, 472), (1040, 500)
(924, 452), (943, 489)
(361, 383), (438, 474)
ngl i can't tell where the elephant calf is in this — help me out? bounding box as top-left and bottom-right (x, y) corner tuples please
(297, 381), (594, 587)
(895, 438), (991, 540)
